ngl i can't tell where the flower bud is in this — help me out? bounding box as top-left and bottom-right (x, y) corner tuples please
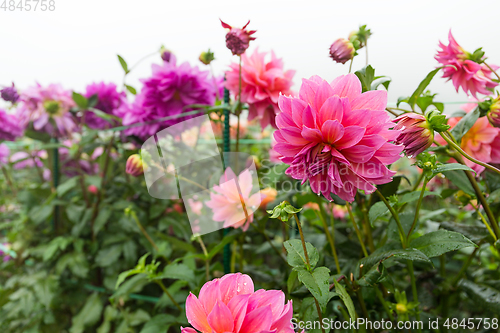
(199, 49), (215, 65)
(1, 83), (20, 103)
(393, 113), (434, 157)
(126, 154), (144, 177)
(329, 38), (355, 64)
(487, 98), (500, 128)
(87, 185), (98, 195)
(220, 19), (256, 56)
(396, 303), (408, 314)
(160, 47), (173, 62)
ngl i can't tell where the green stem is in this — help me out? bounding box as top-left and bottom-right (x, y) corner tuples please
(197, 236), (210, 282)
(316, 199), (341, 273)
(375, 189), (407, 247)
(252, 223), (287, 265)
(407, 178), (429, 243)
(451, 246), (480, 287)
(471, 202), (497, 241)
(1, 166), (17, 196)
(375, 287), (395, 321)
(156, 280), (183, 312)
(348, 58), (353, 73)
(346, 203), (368, 257)
(407, 260), (422, 332)
(130, 210), (159, 252)
(442, 131), (500, 176)
(484, 62), (500, 81)
(293, 213), (326, 333)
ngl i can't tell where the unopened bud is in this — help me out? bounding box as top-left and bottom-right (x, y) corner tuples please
(126, 154), (144, 177)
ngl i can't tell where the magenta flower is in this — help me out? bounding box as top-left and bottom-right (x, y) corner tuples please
(83, 82), (126, 129)
(220, 20), (256, 56)
(0, 144), (9, 165)
(436, 31), (498, 97)
(17, 83), (76, 137)
(0, 109), (23, 141)
(205, 168), (261, 232)
(329, 38), (355, 64)
(181, 273), (298, 333)
(393, 113), (434, 157)
(1, 83), (20, 103)
(225, 49), (296, 129)
(274, 74), (403, 202)
(121, 57), (216, 139)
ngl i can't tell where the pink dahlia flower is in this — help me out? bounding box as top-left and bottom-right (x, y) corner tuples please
(83, 82), (126, 129)
(436, 31), (498, 97)
(273, 74), (403, 202)
(121, 56), (216, 139)
(220, 20), (256, 56)
(182, 273), (298, 333)
(393, 113), (434, 158)
(0, 109), (23, 141)
(17, 83), (76, 137)
(436, 103), (500, 175)
(205, 168), (261, 232)
(0, 144), (9, 165)
(225, 49), (296, 129)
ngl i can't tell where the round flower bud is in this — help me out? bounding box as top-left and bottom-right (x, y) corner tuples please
(329, 38), (355, 64)
(160, 47), (173, 62)
(199, 49), (215, 65)
(87, 185), (98, 195)
(126, 154), (144, 177)
(220, 19), (256, 56)
(0, 83), (20, 103)
(487, 98), (500, 128)
(393, 113), (434, 157)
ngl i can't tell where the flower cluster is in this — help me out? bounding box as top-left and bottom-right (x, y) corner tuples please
(435, 31), (498, 97)
(225, 49), (295, 129)
(273, 74), (403, 202)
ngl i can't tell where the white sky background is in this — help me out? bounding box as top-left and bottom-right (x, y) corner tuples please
(1, 0), (500, 112)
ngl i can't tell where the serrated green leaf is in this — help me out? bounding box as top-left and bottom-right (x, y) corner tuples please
(284, 239), (319, 269)
(297, 267), (331, 308)
(459, 280), (500, 314)
(333, 278), (356, 320)
(410, 230), (477, 257)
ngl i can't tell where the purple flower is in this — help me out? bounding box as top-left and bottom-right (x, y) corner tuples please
(329, 38), (355, 64)
(83, 82), (126, 129)
(121, 58), (216, 139)
(0, 109), (23, 141)
(1, 83), (20, 103)
(17, 83), (76, 137)
(0, 144), (9, 165)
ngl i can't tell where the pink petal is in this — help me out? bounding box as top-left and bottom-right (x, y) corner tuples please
(219, 273), (254, 305)
(330, 74), (362, 102)
(186, 293), (212, 333)
(319, 96), (344, 125)
(335, 126), (366, 149)
(239, 306), (274, 333)
(227, 294), (250, 332)
(350, 90), (387, 111)
(181, 327), (199, 333)
(301, 127), (323, 143)
(341, 145), (376, 163)
(207, 300), (235, 333)
(321, 120), (345, 144)
(199, 280), (221, 314)
(314, 80), (335, 111)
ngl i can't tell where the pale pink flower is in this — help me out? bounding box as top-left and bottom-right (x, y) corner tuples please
(225, 49), (295, 129)
(181, 273), (298, 333)
(436, 105), (500, 175)
(274, 74), (403, 202)
(435, 31), (498, 97)
(205, 168), (261, 231)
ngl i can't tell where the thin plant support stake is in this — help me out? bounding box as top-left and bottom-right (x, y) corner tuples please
(222, 85), (231, 274)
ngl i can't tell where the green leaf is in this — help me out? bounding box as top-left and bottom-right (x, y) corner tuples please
(371, 77), (391, 91)
(399, 191), (439, 205)
(450, 108), (480, 142)
(297, 267), (331, 308)
(440, 222), (493, 243)
(125, 84), (137, 95)
(283, 205), (302, 214)
(433, 163), (475, 176)
(93, 208), (112, 236)
(333, 278), (356, 320)
(360, 247), (432, 269)
(368, 201), (389, 226)
(284, 239), (319, 269)
(442, 170), (475, 196)
(140, 314), (176, 333)
(410, 230), (477, 257)
(43, 236), (72, 261)
(72, 92), (88, 109)
(96, 245), (122, 267)
(408, 68), (440, 109)
(117, 54), (129, 74)
(355, 65), (375, 92)
(287, 269), (298, 293)
(57, 177), (79, 197)
(156, 263), (195, 284)
(70, 293), (103, 333)
(459, 280), (500, 314)
(29, 204), (53, 224)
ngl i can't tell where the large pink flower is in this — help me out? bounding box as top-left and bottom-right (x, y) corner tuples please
(273, 74), (403, 202)
(17, 83), (76, 137)
(436, 31), (498, 97)
(205, 168), (261, 232)
(225, 49), (295, 129)
(436, 102), (500, 175)
(181, 273), (297, 333)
